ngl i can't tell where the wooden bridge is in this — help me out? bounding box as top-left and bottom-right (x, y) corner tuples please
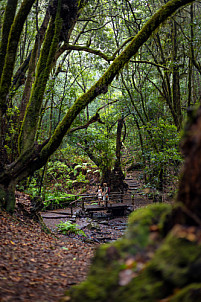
(42, 175), (144, 217)
(42, 191), (134, 218)
(84, 203), (130, 218)
(72, 191), (134, 217)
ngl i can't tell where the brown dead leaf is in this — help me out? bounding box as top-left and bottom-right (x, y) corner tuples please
(125, 257), (136, 269)
(186, 232), (196, 242)
(149, 224), (159, 232)
(119, 269), (135, 286)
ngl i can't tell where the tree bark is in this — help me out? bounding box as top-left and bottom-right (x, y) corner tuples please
(0, 0), (36, 109)
(175, 106), (201, 225)
(0, 0), (18, 78)
(0, 0), (35, 174)
(171, 20), (182, 130)
(110, 118), (128, 192)
(0, 0), (195, 212)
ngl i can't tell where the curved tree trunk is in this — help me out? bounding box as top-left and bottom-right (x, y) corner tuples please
(0, 0), (195, 212)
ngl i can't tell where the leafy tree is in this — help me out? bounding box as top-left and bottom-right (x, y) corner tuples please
(0, 0), (195, 212)
(142, 119), (182, 192)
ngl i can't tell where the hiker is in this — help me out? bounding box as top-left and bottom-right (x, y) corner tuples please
(102, 183), (109, 206)
(97, 185), (102, 206)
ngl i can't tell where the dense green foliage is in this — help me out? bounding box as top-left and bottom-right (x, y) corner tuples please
(0, 0), (199, 211)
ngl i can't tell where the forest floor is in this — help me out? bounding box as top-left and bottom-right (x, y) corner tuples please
(0, 171), (172, 302)
(0, 198), (132, 302)
(0, 208), (95, 302)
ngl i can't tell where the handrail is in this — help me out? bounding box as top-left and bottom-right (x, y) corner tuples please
(42, 191), (133, 213)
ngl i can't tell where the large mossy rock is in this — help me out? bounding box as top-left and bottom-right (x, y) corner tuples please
(61, 204), (201, 302)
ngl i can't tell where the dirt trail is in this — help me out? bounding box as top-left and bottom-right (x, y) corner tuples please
(0, 170), (152, 302)
(42, 169), (149, 245)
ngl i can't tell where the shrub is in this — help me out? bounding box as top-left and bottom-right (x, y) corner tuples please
(56, 221), (86, 236)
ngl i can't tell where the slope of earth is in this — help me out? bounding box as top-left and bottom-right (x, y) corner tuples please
(0, 209), (95, 302)
(0, 169), (169, 302)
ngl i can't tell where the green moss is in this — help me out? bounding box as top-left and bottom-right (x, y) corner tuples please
(120, 203), (171, 253)
(0, 0), (35, 107)
(68, 244), (122, 302)
(64, 204), (170, 302)
(169, 283), (201, 302)
(127, 203), (170, 232)
(65, 203), (201, 302)
(19, 6), (63, 153)
(115, 272), (168, 302)
(149, 228), (201, 287)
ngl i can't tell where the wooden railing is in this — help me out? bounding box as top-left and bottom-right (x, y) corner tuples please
(42, 191), (133, 215)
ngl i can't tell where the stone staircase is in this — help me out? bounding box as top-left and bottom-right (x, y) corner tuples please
(123, 171), (152, 209)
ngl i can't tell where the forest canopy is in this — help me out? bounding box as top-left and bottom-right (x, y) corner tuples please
(0, 0), (199, 212)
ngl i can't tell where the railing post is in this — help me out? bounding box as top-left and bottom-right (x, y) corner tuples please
(82, 198), (85, 210)
(132, 194), (134, 206)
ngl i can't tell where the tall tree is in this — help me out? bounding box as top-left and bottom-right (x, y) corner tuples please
(0, 0), (195, 212)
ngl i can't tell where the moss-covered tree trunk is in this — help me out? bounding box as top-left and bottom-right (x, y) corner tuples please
(18, 12), (63, 153)
(0, 181), (16, 213)
(0, 0), (195, 212)
(18, 11), (50, 123)
(0, 0), (18, 78)
(110, 118), (128, 192)
(0, 0), (82, 211)
(0, 0), (36, 108)
(171, 20), (183, 130)
(175, 106), (201, 224)
(0, 0), (35, 170)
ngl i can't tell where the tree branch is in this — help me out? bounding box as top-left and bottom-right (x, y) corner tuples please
(38, 0), (196, 166)
(69, 113), (104, 134)
(2, 0), (195, 181)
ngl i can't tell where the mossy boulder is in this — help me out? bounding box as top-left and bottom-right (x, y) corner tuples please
(61, 203), (201, 302)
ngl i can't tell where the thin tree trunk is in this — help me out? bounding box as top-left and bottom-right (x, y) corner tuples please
(171, 20), (182, 130)
(110, 118), (128, 192)
(0, 0), (195, 212)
